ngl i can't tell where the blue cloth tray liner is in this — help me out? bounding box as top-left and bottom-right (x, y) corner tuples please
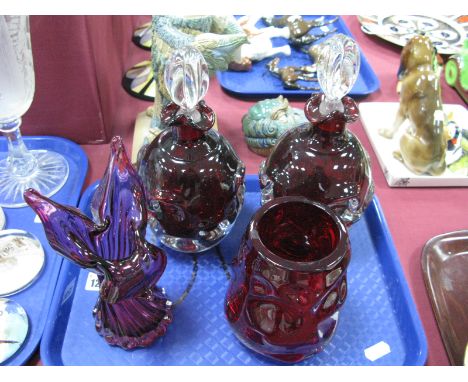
(40, 175), (427, 365)
(0, 136), (88, 365)
(216, 16), (380, 98)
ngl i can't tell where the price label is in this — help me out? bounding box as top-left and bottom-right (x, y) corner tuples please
(85, 272), (100, 291)
(364, 341), (391, 361)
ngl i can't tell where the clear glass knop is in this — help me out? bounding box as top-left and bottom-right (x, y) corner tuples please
(164, 46), (209, 122)
(317, 34), (360, 115)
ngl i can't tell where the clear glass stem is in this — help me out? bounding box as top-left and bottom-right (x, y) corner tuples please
(1, 118), (38, 178)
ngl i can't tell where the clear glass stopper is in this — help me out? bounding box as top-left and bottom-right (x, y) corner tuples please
(317, 34), (360, 115)
(164, 46), (209, 121)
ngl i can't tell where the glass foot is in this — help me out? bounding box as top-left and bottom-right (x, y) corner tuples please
(159, 234), (216, 253)
(0, 150), (69, 208)
(147, 218), (237, 253)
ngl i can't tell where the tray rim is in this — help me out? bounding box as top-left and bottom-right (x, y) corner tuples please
(216, 16), (381, 98)
(421, 229), (468, 366)
(40, 175), (427, 366)
(0, 135), (88, 366)
(365, 193), (427, 365)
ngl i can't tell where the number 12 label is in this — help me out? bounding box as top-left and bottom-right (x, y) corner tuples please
(85, 272), (100, 291)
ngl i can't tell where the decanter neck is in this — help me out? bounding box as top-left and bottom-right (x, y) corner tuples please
(304, 93), (359, 136)
(172, 124), (205, 143)
(161, 101), (215, 144)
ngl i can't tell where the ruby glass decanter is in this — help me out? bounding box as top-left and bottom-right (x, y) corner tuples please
(24, 137), (172, 349)
(138, 46), (246, 252)
(225, 196), (351, 363)
(259, 34), (374, 225)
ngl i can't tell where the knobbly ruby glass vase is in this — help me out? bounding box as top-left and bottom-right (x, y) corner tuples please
(225, 196), (350, 363)
(138, 46), (245, 252)
(259, 34), (374, 225)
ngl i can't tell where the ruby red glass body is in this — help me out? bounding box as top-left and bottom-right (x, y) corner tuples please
(260, 93), (374, 226)
(138, 101), (245, 252)
(225, 196), (351, 363)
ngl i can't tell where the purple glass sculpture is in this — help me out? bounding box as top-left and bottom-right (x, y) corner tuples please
(24, 136), (172, 350)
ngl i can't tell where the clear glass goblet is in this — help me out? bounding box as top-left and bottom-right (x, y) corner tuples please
(0, 15), (69, 208)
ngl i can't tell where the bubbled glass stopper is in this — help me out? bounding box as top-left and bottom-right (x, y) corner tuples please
(317, 33), (360, 115)
(164, 46), (209, 122)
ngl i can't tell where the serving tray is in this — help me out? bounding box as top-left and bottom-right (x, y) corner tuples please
(0, 136), (88, 366)
(40, 175), (426, 366)
(216, 16), (380, 98)
(422, 230), (468, 366)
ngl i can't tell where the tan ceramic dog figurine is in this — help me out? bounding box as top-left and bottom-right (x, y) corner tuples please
(379, 35), (446, 175)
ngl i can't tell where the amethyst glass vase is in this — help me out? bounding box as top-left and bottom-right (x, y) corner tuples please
(225, 196), (350, 363)
(138, 46), (245, 252)
(259, 34), (374, 225)
(24, 136), (172, 350)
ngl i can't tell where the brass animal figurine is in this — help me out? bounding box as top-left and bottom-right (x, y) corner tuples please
(289, 27), (337, 48)
(263, 15), (337, 37)
(263, 15), (337, 47)
(267, 57), (319, 90)
(379, 35), (446, 175)
(286, 16), (337, 38)
(303, 40), (328, 62)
